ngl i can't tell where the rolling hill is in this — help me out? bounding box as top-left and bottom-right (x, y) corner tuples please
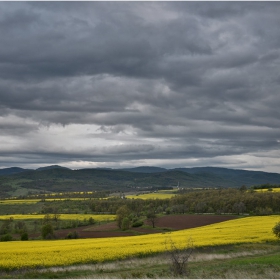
(0, 165), (280, 198)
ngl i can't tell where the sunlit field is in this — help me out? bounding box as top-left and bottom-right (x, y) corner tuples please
(0, 199), (41, 204)
(28, 191), (95, 198)
(126, 192), (176, 200)
(0, 198), (94, 204)
(0, 215), (279, 271)
(254, 188), (280, 192)
(0, 214), (116, 222)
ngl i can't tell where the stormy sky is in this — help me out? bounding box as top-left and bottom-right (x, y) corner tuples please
(1, 1), (280, 172)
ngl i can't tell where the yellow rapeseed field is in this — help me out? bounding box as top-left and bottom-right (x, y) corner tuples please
(0, 198), (94, 204)
(0, 199), (41, 204)
(126, 192), (176, 200)
(254, 188), (280, 192)
(0, 214), (116, 222)
(0, 215), (279, 270)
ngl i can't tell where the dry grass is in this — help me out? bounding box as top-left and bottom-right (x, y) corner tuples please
(2, 244), (279, 279)
(35, 247), (273, 276)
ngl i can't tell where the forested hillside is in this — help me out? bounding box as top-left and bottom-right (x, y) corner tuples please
(1, 165), (280, 198)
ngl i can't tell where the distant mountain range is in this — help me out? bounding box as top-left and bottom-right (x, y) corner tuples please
(0, 165), (280, 198)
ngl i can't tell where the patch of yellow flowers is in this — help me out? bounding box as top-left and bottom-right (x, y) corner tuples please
(0, 199), (41, 204)
(0, 198), (93, 204)
(126, 192), (176, 200)
(0, 215), (279, 270)
(254, 188), (280, 192)
(0, 214), (115, 222)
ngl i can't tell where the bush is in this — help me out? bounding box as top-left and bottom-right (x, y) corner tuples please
(272, 221), (280, 239)
(66, 231), (79, 239)
(0, 234), (13, 242)
(132, 220), (143, 227)
(165, 237), (194, 277)
(88, 217), (95, 225)
(256, 207), (273, 215)
(121, 217), (130, 231)
(21, 232), (29, 241)
(41, 223), (54, 239)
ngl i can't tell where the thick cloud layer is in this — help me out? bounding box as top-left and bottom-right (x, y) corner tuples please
(1, 2), (280, 172)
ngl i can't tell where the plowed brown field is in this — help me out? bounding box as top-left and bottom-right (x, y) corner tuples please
(52, 214), (238, 239)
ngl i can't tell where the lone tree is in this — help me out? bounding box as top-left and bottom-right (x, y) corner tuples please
(272, 221), (280, 239)
(146, 211), (157, 228)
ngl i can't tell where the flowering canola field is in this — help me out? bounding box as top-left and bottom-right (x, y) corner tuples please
(0, 215), (279, 271)
(254, 188), (280, 192)
(0, 198), (94, 204)
(0, 214), (115, 222)
(126, 192), (176, 199)
(0, 199), (41, 204)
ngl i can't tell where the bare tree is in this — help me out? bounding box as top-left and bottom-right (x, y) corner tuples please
(165, 236), (194, 277)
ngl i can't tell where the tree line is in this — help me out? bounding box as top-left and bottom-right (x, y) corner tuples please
(88, 188), (280, 216)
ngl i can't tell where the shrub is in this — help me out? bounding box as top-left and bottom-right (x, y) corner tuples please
(165, 237), (194, 277)
(88, 217), (95, 225)
(132, 220), (143, 227)
(121, 217), (130, 231)
(41, 223), (54, 239)
(66, 231), (79, 239)
(256, 207), (273, 215)
(272, 221), (280, 239)
(21, 232), (29, 241)
(0, 234), (13, 242)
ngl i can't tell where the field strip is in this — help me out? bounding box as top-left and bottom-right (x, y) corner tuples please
(37, 248), (271, 273)
(254, 188), (280, 192)
(0, 215), (279, 270)
(0, 214), (116, 221)
(126, 193), (176, 199)
(0, 198), (93, 204)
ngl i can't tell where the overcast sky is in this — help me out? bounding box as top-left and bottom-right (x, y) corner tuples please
(1, 2), (280, 172)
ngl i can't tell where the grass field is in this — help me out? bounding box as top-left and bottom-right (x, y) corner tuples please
(0, 215), (279, 271)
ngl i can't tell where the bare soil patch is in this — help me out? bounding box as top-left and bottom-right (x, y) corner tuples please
(150, 214), (238, 230)
(50, 214), (238, 239)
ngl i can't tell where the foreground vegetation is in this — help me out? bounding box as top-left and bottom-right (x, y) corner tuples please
(1, 243), (278, 279)
(0, 215), (279, 271)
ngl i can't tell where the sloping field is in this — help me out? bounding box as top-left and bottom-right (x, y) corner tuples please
(154, 214), (238, 230)
(0, 215), (279, 271)
(31, 214), (238, 239)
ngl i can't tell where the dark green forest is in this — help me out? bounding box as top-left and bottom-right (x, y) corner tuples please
(2, 165), (280, 198)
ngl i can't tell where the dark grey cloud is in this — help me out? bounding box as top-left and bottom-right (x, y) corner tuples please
(1, 2), (280, 172)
